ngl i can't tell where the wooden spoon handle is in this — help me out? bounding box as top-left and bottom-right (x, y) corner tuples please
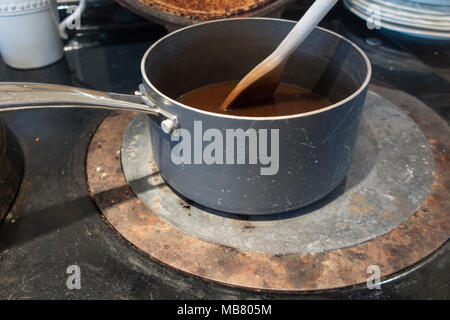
(274, 0), (339, 60)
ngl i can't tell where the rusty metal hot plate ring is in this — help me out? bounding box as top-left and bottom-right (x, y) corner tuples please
(86, 85), (449, 292)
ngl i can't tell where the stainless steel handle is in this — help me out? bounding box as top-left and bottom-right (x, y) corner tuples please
(0, 82), (178, 134)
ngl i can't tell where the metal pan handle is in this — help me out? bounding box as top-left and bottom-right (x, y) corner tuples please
(0, 82), (178, 134)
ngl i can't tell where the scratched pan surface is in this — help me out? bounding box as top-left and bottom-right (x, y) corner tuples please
(139, 19), (371, 215)
(120, 91), (434, 254)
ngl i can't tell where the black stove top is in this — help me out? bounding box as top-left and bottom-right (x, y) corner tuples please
(0, 1), (448, 299)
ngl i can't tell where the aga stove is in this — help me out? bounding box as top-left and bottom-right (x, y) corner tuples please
(0, 1), (448, 299)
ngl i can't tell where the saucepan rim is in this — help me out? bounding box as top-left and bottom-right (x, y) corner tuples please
(141, 17), (372, 121)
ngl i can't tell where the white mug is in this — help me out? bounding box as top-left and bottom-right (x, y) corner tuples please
(0, 0), (86, 69)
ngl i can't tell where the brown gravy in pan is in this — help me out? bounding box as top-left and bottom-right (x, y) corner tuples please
(177, 80), (332, 117)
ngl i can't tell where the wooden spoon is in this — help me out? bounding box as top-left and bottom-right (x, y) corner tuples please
(220, 0), (338, 111)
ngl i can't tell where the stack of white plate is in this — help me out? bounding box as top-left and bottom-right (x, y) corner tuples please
(343, 0), (450, 40)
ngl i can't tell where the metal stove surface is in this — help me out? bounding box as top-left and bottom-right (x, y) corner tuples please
(0, 1), (448, 299)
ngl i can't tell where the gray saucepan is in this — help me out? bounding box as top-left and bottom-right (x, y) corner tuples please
(0, 18), (371, 215)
